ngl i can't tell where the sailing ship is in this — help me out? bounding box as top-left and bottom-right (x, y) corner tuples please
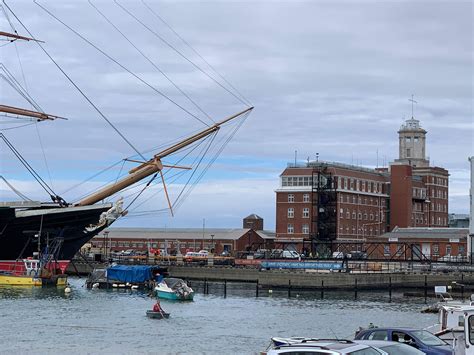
(0, 2), (253, 261)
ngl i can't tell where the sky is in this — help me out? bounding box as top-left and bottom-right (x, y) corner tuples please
(0, 0), (472, 230)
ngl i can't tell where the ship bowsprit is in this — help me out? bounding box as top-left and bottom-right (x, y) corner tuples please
(0, 202), (122, 260)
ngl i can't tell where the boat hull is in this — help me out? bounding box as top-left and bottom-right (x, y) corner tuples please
(146, 310), (170, 319)
(156, 290), (194, 301)
(0, 203), (116, 260)
(0, 273), (67, 286)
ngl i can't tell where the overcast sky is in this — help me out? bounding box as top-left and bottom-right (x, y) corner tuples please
(1, 0), (472, 230)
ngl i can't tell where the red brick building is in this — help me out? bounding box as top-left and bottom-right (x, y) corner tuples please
(275, 117), (449, 249)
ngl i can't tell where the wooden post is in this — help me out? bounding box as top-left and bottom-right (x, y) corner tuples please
(424, 275), (427, 303)
(354, 278), (358, 300)
(288, 279), (291, 298)
(256, 279), (259, 297)
(321, 280), (324, 299)
(224, 279), (227, 298)
(389, 276), (392, 302)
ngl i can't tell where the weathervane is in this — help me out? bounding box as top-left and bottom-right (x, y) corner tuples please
(408, 94), (417, 118)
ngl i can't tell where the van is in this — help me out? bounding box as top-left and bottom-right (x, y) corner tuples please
(281, 250), (300, 259)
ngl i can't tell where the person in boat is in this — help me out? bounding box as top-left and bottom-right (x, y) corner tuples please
(153, 300), (164, 313)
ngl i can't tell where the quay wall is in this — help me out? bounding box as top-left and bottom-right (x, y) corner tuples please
(168, 266), (473, 290)
(67, 262), (474, 290)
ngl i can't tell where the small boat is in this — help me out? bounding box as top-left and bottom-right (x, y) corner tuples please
(146, 310), (170, 319)
(154, 278), (194, 301)
(0, 258), (68, 287)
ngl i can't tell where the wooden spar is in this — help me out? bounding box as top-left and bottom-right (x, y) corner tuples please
(75, 106), (253, 207)
(0, 31), (44, 42)
(0, 105), (67, 121)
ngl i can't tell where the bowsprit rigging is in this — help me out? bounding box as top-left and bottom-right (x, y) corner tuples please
(0, 1), (254, 261)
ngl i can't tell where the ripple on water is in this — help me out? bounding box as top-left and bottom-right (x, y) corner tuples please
(0, 277), (438, 354)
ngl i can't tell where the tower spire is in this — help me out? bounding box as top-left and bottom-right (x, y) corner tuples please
(408, 94), (417, 119)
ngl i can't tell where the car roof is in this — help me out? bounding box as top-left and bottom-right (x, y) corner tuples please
(361, 327), (418, 332)
(273, 340), (377, 352)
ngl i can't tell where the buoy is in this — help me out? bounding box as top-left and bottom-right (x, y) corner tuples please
(268, 289), (273, 294)
(131, 285), (139, 290)
(64, 287), (72, 294)
(92, 283), (99, 289)
(119, 284), (125, 288)
(112, 283), (118, 288)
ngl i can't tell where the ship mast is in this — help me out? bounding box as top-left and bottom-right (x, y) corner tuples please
(75, 106), (253, 207)
(0, 104), (66, 121)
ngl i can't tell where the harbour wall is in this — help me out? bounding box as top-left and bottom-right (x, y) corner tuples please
(67, 261), (474, 290)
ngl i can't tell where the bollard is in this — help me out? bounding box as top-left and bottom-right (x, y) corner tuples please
(321, 280), (324, 300)
(224, 279), (227, 298)
(256, 279), (259, 297)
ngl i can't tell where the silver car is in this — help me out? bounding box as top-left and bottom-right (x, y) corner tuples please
(354, 340), (426, 354)
(264, 338), (389, 355)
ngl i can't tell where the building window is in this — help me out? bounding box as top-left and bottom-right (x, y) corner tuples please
(364, 213), (368, 220)
(303, 208), (310, 218)
(288, 194), (294, 203)
(287, 224), (294, 234)
(353, 196), (356, 204)
(362, 181), (366, 191)
(459, 245), (465, 256)
(302, 224), (309, 234)
(406, 137), (411, 142)
(406, 148), (411, 157)
(383, 244), (390, 256)
(446, 244), (451, 256)
(350, 179), (354, 190)
(344, 178), (348, 189)
(303, 194), (310, 202)
(358, 212), (362, 220)
(340, 208), (344, 218)
(346, 210), (350, 219)
(414, 136), (419, 142)
(288, 208), (294, 218)
(370, 213), (374, 221)
(352, 211), (356, 219)
(433, 244), (439, 256)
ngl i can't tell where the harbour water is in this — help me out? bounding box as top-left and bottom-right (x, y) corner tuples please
(1, 277), (438, 354)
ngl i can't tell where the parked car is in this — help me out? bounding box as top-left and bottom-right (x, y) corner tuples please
(265, 338), (387, 354)
(354, 340), (425, 355)
(354, 327), (452, 355)
(332, 251), (345, 259)
(281, 250), (301, 259)
(348, 251), (368, 260)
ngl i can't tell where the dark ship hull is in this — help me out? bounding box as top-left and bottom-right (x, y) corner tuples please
(0, 202), (120, 260)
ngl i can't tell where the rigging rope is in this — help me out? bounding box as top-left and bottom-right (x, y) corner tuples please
(0, 132), (65, 204)
(142, 0), (252, 107)
(0, 175), (33, 201)
(115, 0), (250, 107)
(3, 0), (146, 161)
(35, 1), (212, 128)
(89, 0), (214, 126)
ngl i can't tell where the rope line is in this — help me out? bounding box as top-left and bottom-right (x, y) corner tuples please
(115, 0), (250, 107)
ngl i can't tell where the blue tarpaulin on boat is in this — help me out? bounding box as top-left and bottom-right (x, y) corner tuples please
(106, 265), (153, 283)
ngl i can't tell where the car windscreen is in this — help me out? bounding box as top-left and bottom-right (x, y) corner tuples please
(410, 330), (447, 346)
(380, 344), (425, 355)
(347, 347), (383, 355)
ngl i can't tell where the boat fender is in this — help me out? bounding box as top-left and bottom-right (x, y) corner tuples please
(268, 289), (273, 294)
(112, 283), (118, 288)
(65, 287), (72, 294)
(131, 285), (139, 290)
(119, 284), (125, 288)
(92, 283), (99, 289)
